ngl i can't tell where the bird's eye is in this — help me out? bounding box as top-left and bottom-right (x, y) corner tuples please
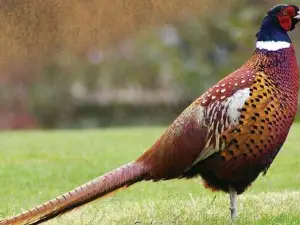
(283, 10), (288, 16)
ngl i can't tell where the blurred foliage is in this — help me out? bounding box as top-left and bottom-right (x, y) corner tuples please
(0, 0), (300, 129)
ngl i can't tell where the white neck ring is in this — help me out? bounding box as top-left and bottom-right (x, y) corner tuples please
(256, 41), (291, 51)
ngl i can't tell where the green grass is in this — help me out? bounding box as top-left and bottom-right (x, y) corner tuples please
(0, 124), (300, 225)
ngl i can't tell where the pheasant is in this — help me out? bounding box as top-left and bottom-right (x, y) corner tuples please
(1, 4), (300, 225)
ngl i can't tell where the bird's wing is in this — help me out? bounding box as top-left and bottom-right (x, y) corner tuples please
(138, 67), (259, 179)
(219, 71), (285, 162)
(195, 70), (284, 165)
(189, 67), (257, 165)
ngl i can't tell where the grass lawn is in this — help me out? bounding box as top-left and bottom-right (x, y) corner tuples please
(0, 124), (300, 225)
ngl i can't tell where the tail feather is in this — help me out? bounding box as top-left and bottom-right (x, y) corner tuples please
(0, 162), (146, 225)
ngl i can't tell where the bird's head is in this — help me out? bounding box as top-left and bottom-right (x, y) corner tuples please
(256, 4), (300, 44)
(266, 4), (300, 31)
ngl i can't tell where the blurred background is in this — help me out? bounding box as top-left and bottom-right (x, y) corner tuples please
(0, 0), (299, 129)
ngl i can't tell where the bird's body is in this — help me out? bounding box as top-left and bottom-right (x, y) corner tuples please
(139, 44), (299, 195)
(1, 4), (300, 225)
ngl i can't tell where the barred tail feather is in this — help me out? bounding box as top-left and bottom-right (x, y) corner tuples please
(0, 162), (146, 225)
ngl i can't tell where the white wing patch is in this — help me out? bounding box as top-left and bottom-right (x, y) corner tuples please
(192, 88), (250, 166)
(227, 88), (250, 124)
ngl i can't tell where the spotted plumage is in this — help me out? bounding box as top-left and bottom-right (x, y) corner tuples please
(1, 4), (299, 225)
(180, 44), (299, 195)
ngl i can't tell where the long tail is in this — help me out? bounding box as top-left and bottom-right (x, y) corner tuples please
(0, 162), (147, 225)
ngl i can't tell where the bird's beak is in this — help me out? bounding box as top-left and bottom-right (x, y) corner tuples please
(295, 11), (300, 20)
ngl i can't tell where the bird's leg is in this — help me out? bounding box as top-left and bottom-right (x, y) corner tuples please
(229, 186), (237, 221)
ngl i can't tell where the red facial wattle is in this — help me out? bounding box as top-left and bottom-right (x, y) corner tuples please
(277, 6), (298, 31)
(278, 15), (292, 31)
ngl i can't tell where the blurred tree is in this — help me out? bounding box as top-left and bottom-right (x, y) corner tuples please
(0, 0), (299, 129)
